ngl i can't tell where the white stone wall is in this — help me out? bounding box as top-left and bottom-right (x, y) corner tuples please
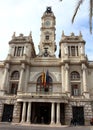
(0, 68), (4, 89)
(87, 68), (93, 96)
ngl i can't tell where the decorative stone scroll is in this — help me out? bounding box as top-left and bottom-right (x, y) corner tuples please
(51, 72), (61, 82)
(29, 72), (39, 81)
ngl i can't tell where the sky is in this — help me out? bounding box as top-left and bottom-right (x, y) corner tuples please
(0, 0), (93, 61)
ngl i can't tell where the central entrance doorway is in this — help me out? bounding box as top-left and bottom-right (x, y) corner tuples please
(72, 106), (84, 125)
(31, 102), (51, 124)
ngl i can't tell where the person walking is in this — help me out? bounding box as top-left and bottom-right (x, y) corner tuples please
(70, 118), (74, 126)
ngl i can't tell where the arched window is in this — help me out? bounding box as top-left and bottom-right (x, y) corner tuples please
(36, 75), (53, 93)
(11, 71), (20, 80)
(10, 71), (19, 94)
(71, 71), (80, 80)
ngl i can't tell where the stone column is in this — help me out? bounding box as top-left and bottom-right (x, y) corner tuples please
(1, 63), (9, 94)
(70, 46), (71, 56)
(18, 63), (25, 92)
(24, 46), (27, 55)
(51, 102), (55, 124)
(27, 102), (31, 123)
(12, 46), (15, 56)
(21, 102), (26, 123)
(75, 46), (77, 56)
(82, 64), (89, 98)
(61, 66), (65, 93)
(56, 103), (61, 125)
(82, 64), (87, 92)
(14, 46), (17, 56)
(65, 63), (69, 93)
(64, 45), (68, 60)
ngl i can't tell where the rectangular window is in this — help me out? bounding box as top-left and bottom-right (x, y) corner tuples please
(14, 46), (24, 56)
(71, 46), (75, 56)
(11, 83), (18, 94)
(76, 46), (78, 56)
(68, 46), (79, 57)
(45, 35), (49, 40)
(17, 47), (22, 56)
(71, 85), (79, 96)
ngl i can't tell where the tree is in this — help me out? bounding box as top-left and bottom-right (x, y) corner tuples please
(60, 0), (93, 34)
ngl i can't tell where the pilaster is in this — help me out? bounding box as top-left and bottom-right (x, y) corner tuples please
(61, 66), (65, 93)
(65, 63), (70, 96)
(82, 63), (89, 98)
(18, 63), (25, 93)
(0, 63), (9, 95)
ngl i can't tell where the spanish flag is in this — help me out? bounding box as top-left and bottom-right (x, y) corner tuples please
(41, 71), (46, 87)
(44, 72), (46, 87)
(46, 70), (49, 84)
(42, 72), (45, 84)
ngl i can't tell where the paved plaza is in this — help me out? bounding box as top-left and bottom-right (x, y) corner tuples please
(0, 123), (93, 130)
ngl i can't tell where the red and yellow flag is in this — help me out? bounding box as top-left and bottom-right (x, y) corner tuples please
(41, 71), (46, 87)
(42, 72), (45, 84)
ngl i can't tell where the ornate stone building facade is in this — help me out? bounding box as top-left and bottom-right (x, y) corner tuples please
(0, 7), (93, 126)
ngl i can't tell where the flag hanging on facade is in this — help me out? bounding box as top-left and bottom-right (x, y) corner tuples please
(46, 70), (49, 84)
(41, 70), (49, 87)
(41, 71), (45, 84)
(44, 72), (46, 87)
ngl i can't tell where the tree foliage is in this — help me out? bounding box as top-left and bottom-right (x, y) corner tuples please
(60, 0), (93, 34)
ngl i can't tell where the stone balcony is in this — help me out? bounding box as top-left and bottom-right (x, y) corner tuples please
(17, 92), (68, 103)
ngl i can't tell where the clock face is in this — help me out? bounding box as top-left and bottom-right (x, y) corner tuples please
(45, 20), (51, 26)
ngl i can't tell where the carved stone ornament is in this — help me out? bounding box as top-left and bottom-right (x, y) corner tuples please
(51, 72), (61, 82)
(30, 72), (39, 81)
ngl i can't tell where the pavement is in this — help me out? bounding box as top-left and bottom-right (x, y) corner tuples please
(0, 122), (93, 130)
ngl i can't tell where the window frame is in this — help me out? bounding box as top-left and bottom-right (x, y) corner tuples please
(10, 71), (19, 95)
(10, 83), (18, 94)
(45, 35), (49, 40)
(11, 71), (20, 80)
(71, 84), (80, 96)
(71, 71), (80, 80)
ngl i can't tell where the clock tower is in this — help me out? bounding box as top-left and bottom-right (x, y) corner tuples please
(38, 7), (56, 57)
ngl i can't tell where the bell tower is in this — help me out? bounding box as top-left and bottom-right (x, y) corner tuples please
(38, 7), (56, 57)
